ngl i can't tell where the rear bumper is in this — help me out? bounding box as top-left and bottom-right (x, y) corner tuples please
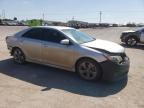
(100, 58), (130, 81)
(7, 45), (13, 55)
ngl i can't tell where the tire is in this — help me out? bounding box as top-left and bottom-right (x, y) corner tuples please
(126, 36), (137, 46)
(76, 58), (102, 81)
(13, 48), (26, 64)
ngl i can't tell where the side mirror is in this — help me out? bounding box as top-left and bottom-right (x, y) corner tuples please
(60, 39), (70, 45)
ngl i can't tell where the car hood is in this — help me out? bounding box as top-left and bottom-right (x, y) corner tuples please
(82, 39), (125, 53)
(122, 30), (135, 33)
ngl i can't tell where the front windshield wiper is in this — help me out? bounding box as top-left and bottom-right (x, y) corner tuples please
(80, 38), (96, 44)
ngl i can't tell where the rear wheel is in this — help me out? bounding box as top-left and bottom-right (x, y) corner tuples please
(76, 59), (102, 81)
(13, 48), (25, 64)
(126, 36), (137, 46)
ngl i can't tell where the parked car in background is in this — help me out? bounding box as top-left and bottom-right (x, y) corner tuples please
(6, 26), (130, 81)
(121, 28), (144, 46)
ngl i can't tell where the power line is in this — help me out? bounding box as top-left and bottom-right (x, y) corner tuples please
(42, 10), (144, 15)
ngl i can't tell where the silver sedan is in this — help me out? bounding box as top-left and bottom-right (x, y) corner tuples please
(6, 26), (130, 81)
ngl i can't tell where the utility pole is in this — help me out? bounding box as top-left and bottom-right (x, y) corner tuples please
(42, 13), (45, 21)
(72, 16), (75, 21)
(2, 9), (5, 19)
(42, 13), (45, 26)
(99, 11), (102, 24)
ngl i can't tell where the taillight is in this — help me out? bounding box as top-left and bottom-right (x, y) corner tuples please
(6, 36), (10, 40)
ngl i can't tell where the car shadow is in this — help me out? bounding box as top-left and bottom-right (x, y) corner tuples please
(120, 43), (144, 50)
(0, 58), (128, 97)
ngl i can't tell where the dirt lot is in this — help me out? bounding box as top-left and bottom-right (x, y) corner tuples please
(0, 26), (144, 108)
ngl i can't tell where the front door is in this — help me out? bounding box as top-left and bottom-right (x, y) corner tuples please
(140, 29), (144, 42)
(42, 42), (74, 68)
(41, 29), (74, 68)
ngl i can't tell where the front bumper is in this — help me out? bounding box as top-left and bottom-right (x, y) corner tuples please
(120, 35), (126, 42)
(100, 58), (130, 81)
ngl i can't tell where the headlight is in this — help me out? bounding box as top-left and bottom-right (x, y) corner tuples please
(103, 53), (123, 63)
(107, 56), (123, 63)
(102, 52), (124, 64)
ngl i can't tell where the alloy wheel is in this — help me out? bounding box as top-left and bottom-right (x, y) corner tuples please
(127, 37), (137, 46)
(78, 61), (98, 80)
(13, 49), (25, 64)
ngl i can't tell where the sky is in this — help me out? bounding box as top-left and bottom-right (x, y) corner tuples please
(0, 0), (144, 24)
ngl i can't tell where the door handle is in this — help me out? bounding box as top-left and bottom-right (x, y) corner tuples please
(20, 40), (23, 43)
(43, 44), (49, 47)
(19, 40), (24, 45)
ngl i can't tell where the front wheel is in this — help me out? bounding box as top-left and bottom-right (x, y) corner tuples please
(13, 48), (25, 64)
(126, 37), (137, 46)
(76, 59), (102, 81)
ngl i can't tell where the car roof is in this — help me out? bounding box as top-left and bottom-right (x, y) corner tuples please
(32, 26), (74, 31)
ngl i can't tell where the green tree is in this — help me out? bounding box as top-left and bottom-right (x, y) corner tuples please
(27, 19), (42, 26)
(13, 17), (17, 21)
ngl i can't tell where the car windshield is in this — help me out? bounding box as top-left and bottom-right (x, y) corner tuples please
(62, 29), (95, 44)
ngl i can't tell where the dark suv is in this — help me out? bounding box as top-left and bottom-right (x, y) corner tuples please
(120, 28), (144, 46)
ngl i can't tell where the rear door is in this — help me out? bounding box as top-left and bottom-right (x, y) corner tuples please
(21, 28), (43, 62)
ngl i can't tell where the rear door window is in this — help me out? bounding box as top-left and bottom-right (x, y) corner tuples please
(22, 28), (43, 40)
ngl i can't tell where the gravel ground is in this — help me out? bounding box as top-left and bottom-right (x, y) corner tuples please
(0, 26), (144, 108)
